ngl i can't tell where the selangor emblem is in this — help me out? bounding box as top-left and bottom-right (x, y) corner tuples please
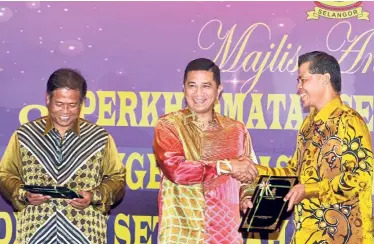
(307, 1), (369, 20)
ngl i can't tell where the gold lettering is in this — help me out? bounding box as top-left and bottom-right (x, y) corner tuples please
(328, 21), (374, 74)
(276, 155), (293, 168)
(133, 216), (158, 244)
(246, 94), (267, 129)
(284, 45), (301, 72)
(81, 91), (96, 119)
(0, 212), (13, 243)
(96, 91), (116, 126)
(222, 93), (246, 122)
(244, 233), (262, 244)
(114, 213), (131, 244)
(139, 92), (161, 127)
(258, 156), (271, 167)
(117, 91), (138, 126)
(19, 105), (48, 124)
(198, 20), (302, 93)
(267, 220), (289, 243)
(146, 154), (160, 189)
(269, 36), (287, 72)
(224, 23), (269, 73)
(268, 94), (286, 129)
(354, 95), (373, 131)
(284, 94), (303, 130)
(125, 153), (146, 190)
(341, 94), (353, 107)
(164, 92), (184, 114)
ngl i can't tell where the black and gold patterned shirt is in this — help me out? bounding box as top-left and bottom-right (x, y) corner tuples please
(0, 116), (126, 244)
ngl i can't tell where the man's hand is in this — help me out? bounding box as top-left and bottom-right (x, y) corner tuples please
(284, 184), (306, 211)
(231, 156), (258, 183)
(26, 192), (51, 205)
(67, 191), (93, 210)
(240, 198), (253, 213)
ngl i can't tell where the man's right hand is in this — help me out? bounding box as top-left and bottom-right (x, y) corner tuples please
(230, 156), (258, 183)
(26, 192), (51, 205)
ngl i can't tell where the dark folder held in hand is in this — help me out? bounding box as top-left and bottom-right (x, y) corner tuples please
(239, 175), (298, 233)
(23, 185), (83, 199)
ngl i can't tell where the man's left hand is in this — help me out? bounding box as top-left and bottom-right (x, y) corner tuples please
(67, 191), (93, 210)
(284, 184), (305, 212)
(240, 198), (253, 213)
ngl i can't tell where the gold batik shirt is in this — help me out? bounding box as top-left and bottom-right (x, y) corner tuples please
(154, 108), (257, 244)
(242, 96), (373, 244)
(0, 116), (126, 244)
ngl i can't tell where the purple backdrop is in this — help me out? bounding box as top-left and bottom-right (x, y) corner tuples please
(0, 1), (373, 243)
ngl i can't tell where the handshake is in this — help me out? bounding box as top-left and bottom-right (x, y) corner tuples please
(229, 156), (258, 183)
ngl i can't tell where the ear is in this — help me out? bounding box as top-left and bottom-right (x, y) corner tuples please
(46, 93), (51, 106)
(322, 73), (331, 86)
(217, 85), (223, 99)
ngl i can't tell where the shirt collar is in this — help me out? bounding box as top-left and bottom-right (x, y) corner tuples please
(182, 107), (223, 128)
(44, 115), (80, 136)
(313, 95), (342, 122)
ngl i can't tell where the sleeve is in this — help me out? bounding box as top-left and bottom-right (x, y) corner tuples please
(240, 130), (259, 201)
(0, 132), (28, 211)
(243, 129), (258, 164)
(90, 134), (126, 214)
(303, 116), (373, 201)
(153, 118), (231, 185)
(240, 132), (298, 202)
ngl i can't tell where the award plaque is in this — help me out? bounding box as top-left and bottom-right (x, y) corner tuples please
(23, 185), (83, 199)
(239, 175), (298, 232)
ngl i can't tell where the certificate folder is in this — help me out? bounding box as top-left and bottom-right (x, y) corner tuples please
(23, 185), (83, 199)
(239, 175), (298, 232)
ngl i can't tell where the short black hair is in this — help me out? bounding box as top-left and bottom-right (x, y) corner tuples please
(298, 51), (341, 92)
(46, 68), (87, 103)
(183, 58), (221, 86)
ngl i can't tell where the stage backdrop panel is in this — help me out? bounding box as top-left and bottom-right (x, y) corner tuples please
(0, 2), (373, 243)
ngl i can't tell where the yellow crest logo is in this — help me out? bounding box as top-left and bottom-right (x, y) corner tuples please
(307, 1), (369, 20)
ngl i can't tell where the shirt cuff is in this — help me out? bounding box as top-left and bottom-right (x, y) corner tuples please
(240, 183), (257, 201)
(255, 164), (270, 176)
(217, 159), (232, 175)
(304, 182), (320, 198)
(17, 187), (28, 204)
(91, 188), (102, 205)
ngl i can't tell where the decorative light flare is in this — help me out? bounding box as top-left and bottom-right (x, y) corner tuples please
(231, 79), (239, 84)
(279, 23), (284, 27)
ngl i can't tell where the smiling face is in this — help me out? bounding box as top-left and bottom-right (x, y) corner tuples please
(184, 70), (223, 118)
(297, 62), (327, 110)
(46, 88), (81, 135)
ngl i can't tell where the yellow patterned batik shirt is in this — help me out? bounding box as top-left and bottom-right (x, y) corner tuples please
(243, 96), (373, 244)
(0, 116), (126, 244)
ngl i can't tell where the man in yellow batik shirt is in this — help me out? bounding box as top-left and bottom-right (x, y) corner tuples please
(241, 51), (373, 244)
(0, 68), (126, 244)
